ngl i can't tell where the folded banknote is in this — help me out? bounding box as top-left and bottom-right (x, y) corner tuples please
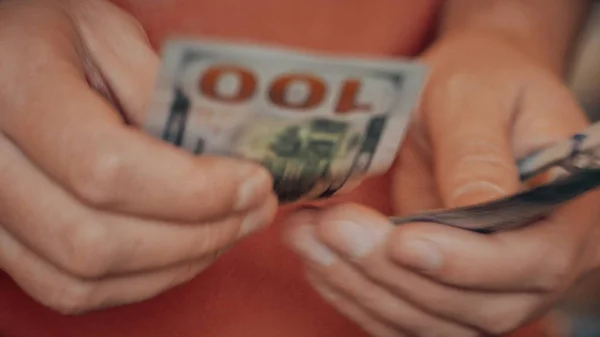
(144, 38), (428, 202)
(389, 122), (600, 232)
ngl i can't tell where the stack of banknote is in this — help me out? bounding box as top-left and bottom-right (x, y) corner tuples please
(143, 38), (600, 233)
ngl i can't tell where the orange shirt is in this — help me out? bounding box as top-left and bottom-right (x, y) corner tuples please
(0, 1), (544, 336)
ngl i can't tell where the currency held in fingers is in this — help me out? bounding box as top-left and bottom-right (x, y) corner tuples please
(389, 121), (600, 232)
(144, 38), (428, 203)
(517, 121), (600, 181)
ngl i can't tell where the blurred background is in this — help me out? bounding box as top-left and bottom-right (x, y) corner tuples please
(548, 2), (600, 336)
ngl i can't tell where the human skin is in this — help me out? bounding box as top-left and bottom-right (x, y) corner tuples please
(0, 0), (595, 337)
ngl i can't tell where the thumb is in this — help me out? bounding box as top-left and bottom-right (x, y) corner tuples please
(424, 74), (522, 208)
(69, 0), (160, 125)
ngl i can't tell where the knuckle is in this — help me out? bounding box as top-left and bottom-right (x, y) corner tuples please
(172, 262), (207, 288)
(447, 146), (515, 205)
(59, 221), (115, 279)
(481, 316), (520, 336)
(404, 321), (436, 337)
(478, 314), (513, 335)
(442, 71), (479, 90)
(476, 301), (532, 336)
(424, 329), (477, 337)
(360, 259), (383, 279)
(324, 271), (380, 309)
(191, 218), (240, 256)
(409, 288), (468, 321)
(71, 151), (125, 207)
(340, 284), (388, 313)
(429, 293), (462, 314)
(353, 290), (381, 311)
(359, 259), (402, 291)
(450, 140), (512, 176)
(47, 281), (95, 315)
(534, 249), (573, 291)
(429, 71), (476, 102)
(449, 331), (479, 337)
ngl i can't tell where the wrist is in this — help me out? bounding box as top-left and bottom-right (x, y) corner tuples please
(420, 28), (559, 81)
(443, 28), (562, 76)
(438, 1), (585, 76)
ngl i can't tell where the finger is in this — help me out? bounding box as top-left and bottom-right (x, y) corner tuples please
(287, 220), (482, 337)
(0, 135), (277, 278)
(423, 71), (521, 207)
(387, 190), (600, 292)
(285, 204), (546, 335)
(391, 124), (443, 216)
(303, 202), (592, 292)
(306, 272), (408, 337)
(307, 256), (477, 337)
(0, 10), (274, 222)
(0, 225), (213, 315)
(69, 0), (161, 123)
(511, 72), (590, 158)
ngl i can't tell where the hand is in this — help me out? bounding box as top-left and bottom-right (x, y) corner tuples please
(0, 0), (277, 314)
(285, 32), (600, 336)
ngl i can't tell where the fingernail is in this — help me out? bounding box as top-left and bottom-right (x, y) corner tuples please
(291, 225), (336, 266)
(236, 167), (271, 211)
(239, 204), (272, 238)
(330, 221), (390, 258)
(398, 239), (443, 272)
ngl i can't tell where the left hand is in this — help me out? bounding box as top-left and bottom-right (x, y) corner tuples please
(284, 32), (600, 337)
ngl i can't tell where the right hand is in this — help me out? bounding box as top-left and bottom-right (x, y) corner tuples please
(0, 0), (278, 315)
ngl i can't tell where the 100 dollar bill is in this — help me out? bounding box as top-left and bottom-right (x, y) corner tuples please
(144, 39), (428, 202)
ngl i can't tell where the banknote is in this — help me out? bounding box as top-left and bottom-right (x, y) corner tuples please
(389, 122), (600, 232)
(144, 38), (428, 202)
